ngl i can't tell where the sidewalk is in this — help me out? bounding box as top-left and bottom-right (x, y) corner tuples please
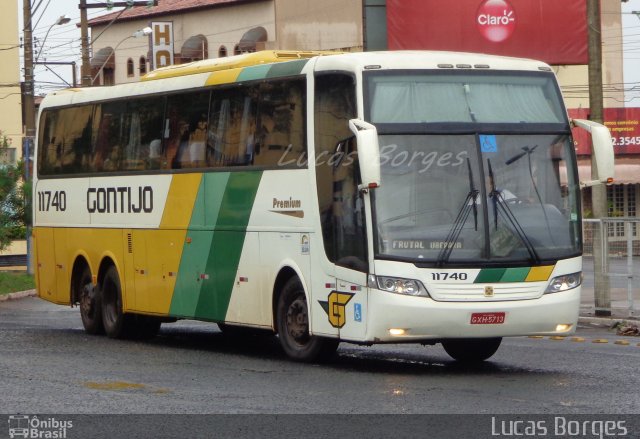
(580, 283), (639, 326)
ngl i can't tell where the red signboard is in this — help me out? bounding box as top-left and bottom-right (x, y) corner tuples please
(387, 0), (588, 65)
(569, 108), (640, 156)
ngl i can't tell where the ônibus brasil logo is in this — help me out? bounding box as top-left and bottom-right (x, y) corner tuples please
(476, 0), (516, 43)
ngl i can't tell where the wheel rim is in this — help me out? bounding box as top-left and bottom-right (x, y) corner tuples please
(286, 296), (309, 345)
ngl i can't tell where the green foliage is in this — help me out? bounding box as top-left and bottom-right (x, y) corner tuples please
(0, 272), (35, 295)
(0, 131), (30, 252)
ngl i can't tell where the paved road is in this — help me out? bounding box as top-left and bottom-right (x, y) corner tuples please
(1, 297), (639, 418)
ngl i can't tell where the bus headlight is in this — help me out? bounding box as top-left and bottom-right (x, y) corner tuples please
(375, 276), (429, 297)
(545, 272), (582, 293)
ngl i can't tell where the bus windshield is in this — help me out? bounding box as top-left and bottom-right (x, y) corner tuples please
(365, 71), (580, 265)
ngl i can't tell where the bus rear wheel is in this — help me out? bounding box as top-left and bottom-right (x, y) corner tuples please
(276, 277), (338, 362)
(101, 266), (135, 339)
(441, 338), (502, 362)
(77, 266), (103, 335)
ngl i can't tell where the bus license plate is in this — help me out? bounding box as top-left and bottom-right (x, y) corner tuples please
(470, 312), (505, 325)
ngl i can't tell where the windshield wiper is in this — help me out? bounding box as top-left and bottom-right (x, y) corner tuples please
(505, 144), (538, 165)
(436, 158), (479, 267)
(487, 159), (541, 264)
(505, 143), (554, 243)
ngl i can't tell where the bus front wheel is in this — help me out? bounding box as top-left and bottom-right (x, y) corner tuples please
(441, 338), (502, 362)
(276, 277), (338, 362)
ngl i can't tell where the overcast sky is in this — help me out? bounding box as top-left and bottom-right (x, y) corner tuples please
(18, 0), (640, 106)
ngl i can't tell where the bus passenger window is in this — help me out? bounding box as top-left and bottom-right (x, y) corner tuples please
(253, 79), (305, 168)
(188, 115), (207, 167)
(164, 91), (210, 169)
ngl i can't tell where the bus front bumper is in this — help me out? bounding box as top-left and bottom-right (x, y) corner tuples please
(363, 287), (580, 343)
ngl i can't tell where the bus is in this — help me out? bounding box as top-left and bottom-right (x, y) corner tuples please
(33, 50), (614, 362)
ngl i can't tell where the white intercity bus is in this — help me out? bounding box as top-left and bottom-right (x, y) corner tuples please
(33, 50), (614, 362)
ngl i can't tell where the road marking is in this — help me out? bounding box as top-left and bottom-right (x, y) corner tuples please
(84, 381), (146, 391)
(549, 336), (566, 341)
(614, 340), (630, 346)
(592, 339), (609, 344)
(528, 336), (544, 339)
(570, 337), (585, 342)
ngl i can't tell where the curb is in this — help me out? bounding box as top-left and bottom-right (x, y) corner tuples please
(579, 315), (640, 327)
(0, 289), (37, 302)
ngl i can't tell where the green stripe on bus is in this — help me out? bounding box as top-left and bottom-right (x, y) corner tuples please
(237, 65), (272, 82)
(266, 59), (309, 78)
(203, 173), (231, 226)
(499, 267), (531, 282)
(194, 171), (263, 321)
(169, 172), (262, 319)
(169, 177), (212, 317)
(474, 268), (506, 283)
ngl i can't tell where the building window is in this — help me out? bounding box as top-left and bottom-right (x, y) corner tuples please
(606, 184), (638, 238)
(103, 68), (115, 86)
(234, 44), (241, 55)
(127, 58), (135, 77)
(139, 56), (147, 75)
(180, 35), (208, 63)
(218, 46), (227, 58)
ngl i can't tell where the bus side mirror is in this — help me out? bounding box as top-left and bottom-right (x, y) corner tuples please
(349, 119), (381, 190)
(571, 119), (615, 187)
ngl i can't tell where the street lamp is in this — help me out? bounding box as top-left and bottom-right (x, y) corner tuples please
(35, 15), (72, 63)
(91, 27), (152, 85)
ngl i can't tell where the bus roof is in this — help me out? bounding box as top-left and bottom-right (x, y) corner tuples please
(313, 50), (553, 74)
(39, 50), (553, 111)
(141, 50), (342, 81)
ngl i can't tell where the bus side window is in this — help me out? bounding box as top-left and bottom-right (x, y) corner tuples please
(314, 73), (366, 271)
(164, 91), (210, 169)
(253, 79), (305, 168)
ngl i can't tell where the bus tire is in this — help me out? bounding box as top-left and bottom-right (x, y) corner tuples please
(100, 265), (135, 339)
(276, 277), (338, 362)
(441, 338), (502, 362)
(77, 266), (104, 335)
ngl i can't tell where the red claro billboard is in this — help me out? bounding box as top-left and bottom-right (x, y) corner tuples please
(569, 108), (640, 156)
(387, 0), (588, 65)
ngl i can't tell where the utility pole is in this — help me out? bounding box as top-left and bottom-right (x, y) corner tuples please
(22, 0), (35, 275)
(79, 1), (158, 87)
(80, 0), (91, 87)
(587, 0), (610, 316)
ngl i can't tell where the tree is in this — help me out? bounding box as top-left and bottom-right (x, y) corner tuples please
(0, 131), (30, 252)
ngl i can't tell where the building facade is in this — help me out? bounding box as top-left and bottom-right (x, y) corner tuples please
(0, 1), (23, 164)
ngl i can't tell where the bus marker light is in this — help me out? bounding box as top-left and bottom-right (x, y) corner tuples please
(239, 276), (248, 282)
(186, 237), (192, 244)
(325, 283), (335, 289)
(389, 328), (406, 336)
(200, 274), (209, 280)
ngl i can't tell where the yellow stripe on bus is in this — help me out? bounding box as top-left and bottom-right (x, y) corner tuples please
(160, 174), (202, 229)
(205, 68), (242, 86)
(525, 265), (555, 282)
